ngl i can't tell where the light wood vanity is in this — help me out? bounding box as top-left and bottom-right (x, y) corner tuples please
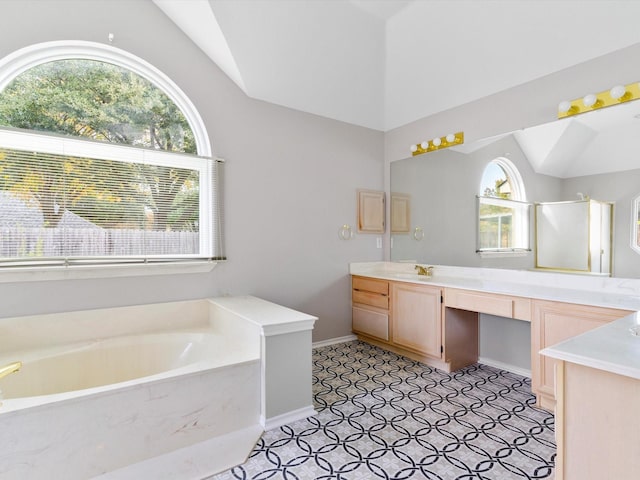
(351, 268), (635, 411)
(531, 300), (631, 410)
(541, 313), (640, 479)
(352, 275), (477, 372)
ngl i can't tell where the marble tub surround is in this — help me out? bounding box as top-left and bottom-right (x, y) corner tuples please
(541, 311), (640, 379)
(205, 295), (318, 429)
(0, 296), (317, 480)
(350, 261), (640, 310)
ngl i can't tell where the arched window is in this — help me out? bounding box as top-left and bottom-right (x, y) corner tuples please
(477, 157), (530, 253)
(0, 42), (224, 269)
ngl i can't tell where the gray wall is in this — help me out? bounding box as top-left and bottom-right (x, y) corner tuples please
(0, 1), (385, 342)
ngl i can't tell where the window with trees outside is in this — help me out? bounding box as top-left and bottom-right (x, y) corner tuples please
(0, 42), (224, 270)
(477, 157), (530, 253)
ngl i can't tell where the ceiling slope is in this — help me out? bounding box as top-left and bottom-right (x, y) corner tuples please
(154, 0), (640, 132)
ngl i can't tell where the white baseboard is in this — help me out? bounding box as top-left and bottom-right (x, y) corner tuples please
(312, 334), (357, 349)
(478, 356), (531, 378)
(261, 405), (317, 431)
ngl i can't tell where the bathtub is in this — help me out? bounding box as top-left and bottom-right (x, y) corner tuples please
(0, 296), (316, 480)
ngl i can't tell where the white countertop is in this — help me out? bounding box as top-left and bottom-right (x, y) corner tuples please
(350, 262), (640, 311)
(209, 295), (317, 336)
(541, 312), (640, 380)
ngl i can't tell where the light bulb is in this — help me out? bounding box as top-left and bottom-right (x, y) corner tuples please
(445, 133), (456, 143)
(432, 137), (442, 147)
(558, 100), (572, 113)
(583, 94), (597, 108)
(410, 144), (418, 153)
(610, 85), (626, 100)
(420, 141), (429, 150)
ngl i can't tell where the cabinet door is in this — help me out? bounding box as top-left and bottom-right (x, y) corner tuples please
(357, 189), (385, 233)
(352, 306), (389, 341)
(391, 193), (410, 233)
(391, 282), (442, 358)
(531, 300), (631, 410)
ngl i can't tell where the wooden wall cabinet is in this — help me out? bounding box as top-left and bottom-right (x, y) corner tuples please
(357, 189), (385, 233)
(531, 300), (631, 411)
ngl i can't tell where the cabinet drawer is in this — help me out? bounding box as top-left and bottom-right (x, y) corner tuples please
(445, 288), (515, 318)
(352, 290), (389, 309)
(352, 276), (388, 295)
(512, 297), (532, 321)
(353, 306), (389, 341)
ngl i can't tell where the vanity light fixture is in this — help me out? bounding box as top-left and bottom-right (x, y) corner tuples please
(410, 132), (464, 156)
(558, 81), (640, 119)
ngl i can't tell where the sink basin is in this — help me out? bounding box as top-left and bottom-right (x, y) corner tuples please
(390, 273), (432, 282)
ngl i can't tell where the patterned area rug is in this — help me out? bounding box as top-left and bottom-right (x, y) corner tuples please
(212, 341), (555, 480)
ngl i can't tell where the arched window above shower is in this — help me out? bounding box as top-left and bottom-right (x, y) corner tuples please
(477, 157), (531, 255)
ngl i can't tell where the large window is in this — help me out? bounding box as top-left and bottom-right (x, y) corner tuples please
(0, 42), (224, 269)
(477, 157), (530, 254)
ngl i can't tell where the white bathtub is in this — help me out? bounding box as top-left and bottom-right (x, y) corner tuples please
(0, 296), (317, 480)
(0, 331), (255, 411)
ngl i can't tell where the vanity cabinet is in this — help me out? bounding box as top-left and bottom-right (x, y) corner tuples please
(351, 276), (389, 341)
(352, 277), (477, 371)
(531, 300), (632, 411)
(352, 276), (447, 368)
(390, 282), (442, 358)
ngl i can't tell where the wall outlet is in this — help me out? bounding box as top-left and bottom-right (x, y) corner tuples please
(376, 237), (382, 249)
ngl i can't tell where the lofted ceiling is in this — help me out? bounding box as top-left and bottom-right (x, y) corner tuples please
(153, 0), (640, 132)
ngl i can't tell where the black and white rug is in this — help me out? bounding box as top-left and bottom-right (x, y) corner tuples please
(213, 341), (555, 479)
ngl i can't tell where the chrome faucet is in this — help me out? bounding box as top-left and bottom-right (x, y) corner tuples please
(415, 265), (434, 277)
(0, 361), (21, 381)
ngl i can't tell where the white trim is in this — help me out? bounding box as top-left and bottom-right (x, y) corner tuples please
(0, 128), (208, 168)
(490, 156), (526, 201)
(313, 334), (358, 349)
(0, 41), (211, 156)
(261, 406), (317, 431)
(478, 250), (531, 258)
(0, 261), (218, 283)
(478, 356), (531, 378)
(631, 194), (640, 256)
(260, 320), (317, 337)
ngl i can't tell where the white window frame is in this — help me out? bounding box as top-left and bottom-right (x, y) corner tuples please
(0, 41), (219, 282)
(477, 157), (531, 257)
(631, 193), (640, 256)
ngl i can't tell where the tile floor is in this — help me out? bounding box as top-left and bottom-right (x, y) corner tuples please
(212, 341), (555, 480)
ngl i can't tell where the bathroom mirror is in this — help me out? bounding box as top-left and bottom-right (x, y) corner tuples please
(391, 100), (640, 278)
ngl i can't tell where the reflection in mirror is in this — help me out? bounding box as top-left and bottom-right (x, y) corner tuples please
(535, 200), (612, 275)
(477, 157), (530, 253)
(632, 194), (640, 255)
(391, 100), (640, 278)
